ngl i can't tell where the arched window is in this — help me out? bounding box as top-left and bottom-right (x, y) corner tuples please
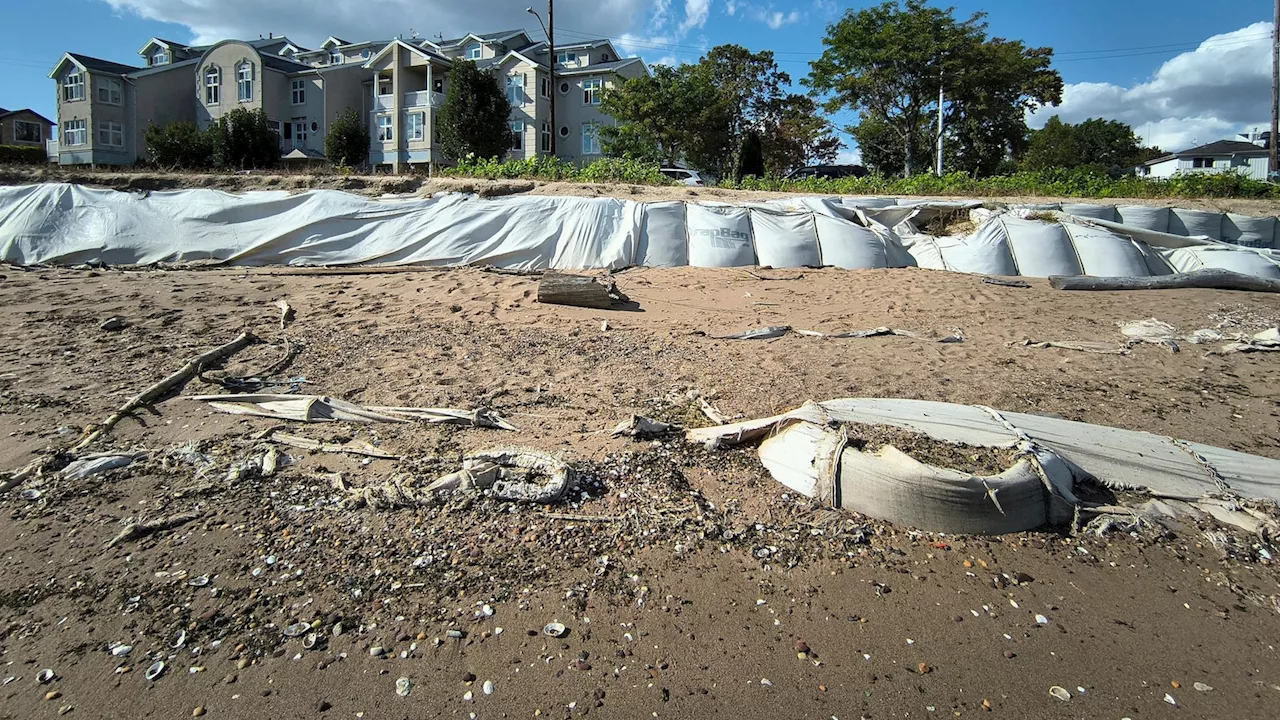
(237, 62), (253, 102)
(204, 66), (221, 104)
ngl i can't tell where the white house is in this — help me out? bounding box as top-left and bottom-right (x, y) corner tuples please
(1141, 136), (1270, 181)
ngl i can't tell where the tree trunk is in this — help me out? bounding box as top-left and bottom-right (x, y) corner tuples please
(1049, 269), (1280, 294)
(536, 273), (622, 309)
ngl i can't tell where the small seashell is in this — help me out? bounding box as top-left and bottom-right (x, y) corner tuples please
(20, 489), (42, 501)
(482, 604), (494, 617)
(1163, 693), (1178, 706)
(482, 680), (494, 695)
(283, 622), (311, 638)
(302, 632), (318, 650)
(395, 677), (412, 697)
(146, 661), (166, 681)
(1034, 614), (1049, 625)
(463, 690), (474, 702)
(543, 622), (567, 638)
(110, 644), (132, 657)
(171, 629), (187, 649)
(1193, 682), (1213, 692)
(1048, 686), (1070, 701)
(187, 575), (210, 587)
(37, 669), (55, 684)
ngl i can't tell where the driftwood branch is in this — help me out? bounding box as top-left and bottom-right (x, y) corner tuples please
(74, 331), (257, 451)
(106, 511), (201, 548)
(537, 273), (628, 309)
(269, 432), (401, 460)
(1050, 269), (1280, 294)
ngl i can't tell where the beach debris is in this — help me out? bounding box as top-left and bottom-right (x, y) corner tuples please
(938, 328), (966, 343)
(1194, 682), (1213, 691)
(302, 632), (319, 649)
(350, 447), (573, 510)
(265, 432), (400, 460)
(192, 706), (206, 717)
(1035, 614), (1049, 624)
(982, 276), (1030, 288)
(283, 622), (311, 638)
(99, 316), (126, 331)
(1008, 339), (1129, 355)
(1207, 326), (1280, 355)
(188, 575), (210, 587)
(463, 690), (474, 702)
(1048, 686), (1070, 701)
(1050, 268), (1280, 294)
(537, 273), (628, 310)
(110, 645), (132, 657)
(274, 299), (295, 330)
(20, 488), (41, 501)
(62, 454), (139, 480)
(482, 680), (494, 695)
(1164, 693), (1178, 706)
(611, 415), (677, 439)
(146, 661), (166, 681)
(717, 326), (792, 340)
(37, 669), (55, 684)
(73, 331), (257, 451)
(395, 677), (412, 697)
(260, 446), (280, 477)
(106, 511), (202, 548)
(543, 622), (568, 638)
(191, 394), (516, 429)
(170, 629), (187, 649)
(45, 691), (61, 701)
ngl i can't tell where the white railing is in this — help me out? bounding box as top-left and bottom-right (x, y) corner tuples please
(404, 90), (445, 108)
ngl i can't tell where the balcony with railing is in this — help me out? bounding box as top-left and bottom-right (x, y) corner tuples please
(403, 90), (445, 108)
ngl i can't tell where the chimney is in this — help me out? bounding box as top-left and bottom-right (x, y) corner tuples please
(269, 32), (274, 39)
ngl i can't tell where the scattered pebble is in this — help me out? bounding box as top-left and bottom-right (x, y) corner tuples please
(482, 680), (494, 695)
(760, 678), (773, 687)
(192, 707), (206, 717)
(1034, 614), (1049, 624)
(45, 691), (62, 701)
(1164, 693), (1178, 706)
(917, 662), (931, 675)
(1194, 682), (1213, 692)
(395, 677), (412, 697)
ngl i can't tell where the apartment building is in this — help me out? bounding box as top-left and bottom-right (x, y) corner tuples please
(49, 29), (648, 171)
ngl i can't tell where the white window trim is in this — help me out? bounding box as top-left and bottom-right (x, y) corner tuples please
(581, 122), (600, 155)
(377, 115), (393, 142)
(13, 120), (43, 143)
(97, 120), (124, 148)
(583, 79), (602, 106)
(63, 119), (86, 146)
(329, 51), (343, 65)
(406, 111), (425, 142)
(509, 120), (525, 152)
(96, 78), (123, 106)
(540, 76), (550, 99)
(555, 51), (577, 64)
(151, 49), (170, 66)
(63, 73), (85, 102)
(507, 73), (526, 107)
(204, 66), (221, 105)
(293, 120), (308, 148)
(466, 43), (482, 60)
(291, 79), (306, 106)
(237, 62), (254, 102)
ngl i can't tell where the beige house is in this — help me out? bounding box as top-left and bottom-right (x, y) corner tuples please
(0, 108), (54, 150)
(50, 30), (647, 171)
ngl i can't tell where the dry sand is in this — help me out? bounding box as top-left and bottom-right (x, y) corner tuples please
(4, 166), (1280, 216)
(1, 264), (1279, 719)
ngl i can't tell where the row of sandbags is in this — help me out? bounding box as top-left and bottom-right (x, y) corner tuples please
(902, 215), (1280, 279)
(1013, 202), (1278, 248)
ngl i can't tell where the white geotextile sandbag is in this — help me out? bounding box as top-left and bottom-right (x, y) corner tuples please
(1161, 246), (1280, 278)
(1169, 208), (1225, 239)
(841, 197), (900, 209)
(750, 208), (822, 268)
(1001, 217), (1083, 277)
(685, 204), (756, 267)
(1222, 213), (1277, 248)
(814, 215), (890, 269)
(1060, 203), (1119, 222)
(904, 236), (948, 270)
(1061, 222), (1154, 277)
(636, 201), (688, 267)
(1116, 205), (1171, 233)
(931, 220), (1018, 275)
(837, 446), (1053, 534)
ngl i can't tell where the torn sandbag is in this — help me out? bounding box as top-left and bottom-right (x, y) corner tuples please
(62, 453), (145, 479)
(688, 398), (1280, 534)
(1008, 339), (1129, 355)
(714, 326), (792, 340)
(190, 394), (516, 429)
(612, 415), (678, 438)
(714, 326), (927, 341)
(349, 447), (573, 509)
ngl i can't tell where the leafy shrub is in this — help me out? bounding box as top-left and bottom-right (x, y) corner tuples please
(0, 145), (48, 164)
(143, 122), (212, 169)
(208, 107), (280, 170)
(443, 156), (671, 185)
(325, 109), (369, 169)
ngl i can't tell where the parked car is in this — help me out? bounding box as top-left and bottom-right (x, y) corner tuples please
(661, 167), (707, 186)
(784, 164), (869, 180)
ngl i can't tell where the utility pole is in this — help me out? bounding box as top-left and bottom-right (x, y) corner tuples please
(1271, 0), (1278, 175)
(936, 81), (945, 176)
(549, 0), (556, 156)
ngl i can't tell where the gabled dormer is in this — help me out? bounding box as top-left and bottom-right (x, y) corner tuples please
(137, 38), (193, 67)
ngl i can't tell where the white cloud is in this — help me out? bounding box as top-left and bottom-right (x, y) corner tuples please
(726, 0), (738, 17)
(812, 0), (838, 20)
(679, 0), (711, 34)
(765, 10), (802, 29)
(836, 147), (862, 165)
(743, 4), (803, 29)
(1028, 21), (1273, 152)
(652, 0), (673, 28)
(99, 0), (649, 48)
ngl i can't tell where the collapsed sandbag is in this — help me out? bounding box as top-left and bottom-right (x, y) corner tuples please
(1162, 246), (1280, 278)
(814, 215), (892, 269)
(1061, 222), (1160, 277)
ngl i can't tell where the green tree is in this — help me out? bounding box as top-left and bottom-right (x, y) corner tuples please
(1021, 115), (1162, 172)
(325, 108), (369, 168)
(208, 107), (280, 169)
(851, 114), (932, 177)
(806, 0), (1062, 177)
(761, 94), (842, 175)
(736, 130), (765, 178)
(601, 63), (734, 175)
(143, 121), (212, 169)
(438, 60), (510, 161)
